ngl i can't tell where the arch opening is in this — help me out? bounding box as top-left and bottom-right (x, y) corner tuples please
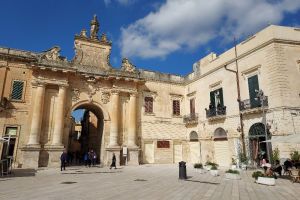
(248, 123), (271, 164)
(213, 127), (227, 141)
(190, 131), (199, 142)
(68, 102), (105, 166)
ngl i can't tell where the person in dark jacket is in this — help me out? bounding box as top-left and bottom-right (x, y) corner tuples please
(60, 150), (68, 171)
(110, 153), (117, 169)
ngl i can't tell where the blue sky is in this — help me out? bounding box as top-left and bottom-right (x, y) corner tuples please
(1, 0), (299, 77)
(1, 0), (299, 120)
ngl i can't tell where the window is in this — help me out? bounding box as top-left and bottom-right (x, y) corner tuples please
(247, 75), (260, 108)
(144, 97), (153, 113)
(11, 80), (24, 101)
(173, 100), (180, 116)
(5, 127), (18, 136)
(210, 88), (223, 108)
(190, 98), (195, 114)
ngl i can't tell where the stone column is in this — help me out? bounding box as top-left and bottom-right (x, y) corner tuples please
(27, 83), (45, 146)
(128, 93), (137, 147)
(52, 85), (67, 146)
(109, 90), (119, 147)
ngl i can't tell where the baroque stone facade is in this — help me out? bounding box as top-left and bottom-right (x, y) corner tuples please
(0, 16), (300, 168)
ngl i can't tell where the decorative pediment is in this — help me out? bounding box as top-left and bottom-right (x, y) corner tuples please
(121, 58), (136, 73)
(41, 46), (66, 62)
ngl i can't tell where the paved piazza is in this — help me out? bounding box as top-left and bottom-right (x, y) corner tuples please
(1, 165), (299, 200)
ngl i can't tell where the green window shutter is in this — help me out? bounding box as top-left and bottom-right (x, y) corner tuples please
(210, 91), (215, 107)
(248, 75), (260, 108)
(11, 81), (24, 100)
(218, 88), (224, 107)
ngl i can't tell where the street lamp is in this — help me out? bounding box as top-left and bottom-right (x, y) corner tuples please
(255, 89), (271, 162)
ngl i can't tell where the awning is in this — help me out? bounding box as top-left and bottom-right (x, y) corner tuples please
(271, 134), (300, 144)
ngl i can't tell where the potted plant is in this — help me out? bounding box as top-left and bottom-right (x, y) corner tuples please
(252, 171), (275, 186)
(239, 153), (248, 170)
(210, 165), (219, 176)
(204, 161), (216, 171)
(225, 169), (241, 180)
(193, 163), (204, 173)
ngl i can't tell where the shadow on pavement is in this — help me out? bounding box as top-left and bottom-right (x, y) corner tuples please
(184, 179), (220, 185)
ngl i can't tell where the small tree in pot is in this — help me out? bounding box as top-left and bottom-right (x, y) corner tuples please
(194, 163), (203, 173)
(210, 164), (219, 176)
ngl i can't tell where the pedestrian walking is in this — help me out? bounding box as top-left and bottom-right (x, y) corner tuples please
(60, 150), (68, 171)
(110, 153), (117, 169)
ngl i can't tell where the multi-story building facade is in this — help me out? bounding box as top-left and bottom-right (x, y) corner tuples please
(0, 16), (299, 168)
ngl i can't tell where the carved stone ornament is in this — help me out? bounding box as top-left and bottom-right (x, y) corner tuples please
(42, 46), (62, 61)
(72, 88), (80, 102)
(121, 58), (136, 73)
(101, 92), (110, 104)
(80, 29), (88, 38)
(87, 83), (100, 102)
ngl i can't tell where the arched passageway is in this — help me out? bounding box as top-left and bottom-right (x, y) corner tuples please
(69, 102), (105, 165)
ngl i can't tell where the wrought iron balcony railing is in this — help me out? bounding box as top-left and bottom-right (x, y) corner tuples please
(205, 106), (227, 118)
(240, 96), (268, 111)
(183, 113), (198, 125)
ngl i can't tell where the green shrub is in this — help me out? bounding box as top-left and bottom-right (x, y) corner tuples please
(193, 163), (203, 169)
(271, 147), (280, 164)
(205, 161), (218, 167)
(211, 165), (218, 170)
(252, 171), (264, 180)
(290, 151), (300, 161)
(239, 153), (248, 164)
(226, 169), (240, 174)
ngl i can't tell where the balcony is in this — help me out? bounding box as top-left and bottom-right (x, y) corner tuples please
(240, 96), (268, 114)
(205, 106), (227, 121)
(183, 113), (198, 126)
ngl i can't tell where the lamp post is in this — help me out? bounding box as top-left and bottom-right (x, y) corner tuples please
(255, 89), (271, 162)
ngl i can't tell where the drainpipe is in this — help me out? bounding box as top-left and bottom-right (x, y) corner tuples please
(0, 49), (9, 110)
(224, 39), (246, 156)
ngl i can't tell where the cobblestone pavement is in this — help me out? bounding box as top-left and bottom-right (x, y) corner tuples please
(0, 164), (299, 200)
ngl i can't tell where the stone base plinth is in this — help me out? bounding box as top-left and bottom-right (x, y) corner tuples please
(21, 145), (41, 168)
(127, 147), (140, 166)
(106, 146), (121, 167)
(45, 145), (65, 167)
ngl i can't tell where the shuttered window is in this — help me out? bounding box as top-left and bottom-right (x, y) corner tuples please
(248, 75), (260, 108)
(11, 80), (24, 101)
(190, 98), (195, 114)
(144, 97), (153, 113)
(173, 100), (180, 116)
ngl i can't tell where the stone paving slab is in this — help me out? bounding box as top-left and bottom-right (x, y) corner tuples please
(0, 164), (299, 200)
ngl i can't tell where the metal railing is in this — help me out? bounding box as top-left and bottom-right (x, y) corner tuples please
(205, 106), (227, 118)
(183, 113), (198, 124)
(240, 96), (268, 111)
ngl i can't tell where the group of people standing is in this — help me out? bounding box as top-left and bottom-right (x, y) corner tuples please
(84, 149), (97, 167)
(60, 149), (118, 171)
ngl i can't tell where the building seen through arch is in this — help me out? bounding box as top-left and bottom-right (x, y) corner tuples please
(0, 16), (300, 168)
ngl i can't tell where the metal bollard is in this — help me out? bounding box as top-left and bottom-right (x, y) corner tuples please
(179, 161), (187, 179)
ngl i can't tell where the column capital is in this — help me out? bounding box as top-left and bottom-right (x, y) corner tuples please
(31, 80), (46, 87)
(58, 84), (69, 90)
(129, 92), (138, 97)
(110, 90), (120, 95)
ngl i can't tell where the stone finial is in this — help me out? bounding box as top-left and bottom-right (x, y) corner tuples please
(121, 58), (136, 73)
(90, 14), (99, 40)
(80, 29), (87, 38)
(100, 33), (108, 42)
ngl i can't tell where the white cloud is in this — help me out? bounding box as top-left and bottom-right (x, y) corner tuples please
(104, 0), (136, 6)
(120, 0), (300, 59)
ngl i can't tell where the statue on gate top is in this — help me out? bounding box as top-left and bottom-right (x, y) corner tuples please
(90, 14), (99, 40)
